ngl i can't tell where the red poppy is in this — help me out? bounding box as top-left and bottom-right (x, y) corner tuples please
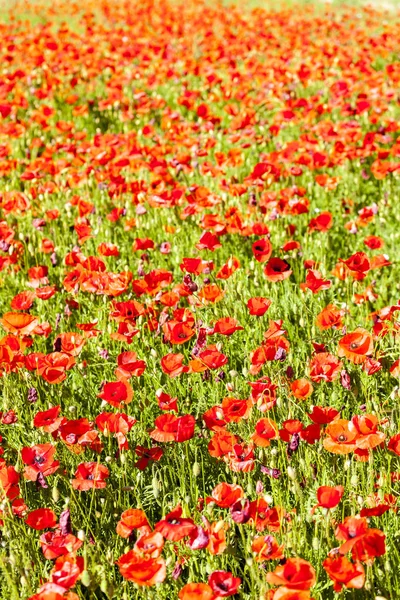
(178, 583), (215, 600)
(212, 317), (243, 336)
(98, 379), (133, 408)
(26, 508), (57, 530)
(207, 482), (244, 508)
(266, 557), (316, 590)
(116, 508), (150, 538)
(247, 297), (271, 316)
(290, 379), (313, 400)
(21, 443), (59, 482)
(264, 258), (292, 282)
(338, 329), (373, 364)
(71, 462), (109, 491)
(323, 555), (365, 592)
(309, 353), (341, 383)
(161, 353), (188, 377)
(300, 270), (331, 294)
(155, 505), (196, 541)
(316, 485), (344, 509)
(252, 238), (272, 263)
(252, 534), (284, 561)
(0, 312), (39, 336)
(118, 551), (166, 586)
(208, 571), (240, 597)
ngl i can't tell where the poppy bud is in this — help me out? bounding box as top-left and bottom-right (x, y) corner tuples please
(77, 530), (86, 541)
(152, 476), (160, 499)
(350, 475), (358, 486)
(192, 462), (201, 477)
(287, 466), (296, 480)
(52, 486), (60, 502)
(81, 570), (91, 587)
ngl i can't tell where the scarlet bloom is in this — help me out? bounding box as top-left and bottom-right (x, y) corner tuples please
(207, 482), (244, 508)
(71, 462), (109, 491)
(323, 555), (365, 592)
(98, 379), (133, 408)
(264, 258), (292, 282)
(324, 420), (358, 454)
(25, 508), (57, 530)
(338, 328), (373, 364)
(37, 352), (76, 384)
(316, 485), (344, 508)
(116, 508), (150, 538)
(208, 570), (241, 597)
(252, 534), (284, 561)
(21, 443), (59, 482)
(315, 304), (344, 330)
(117, 551), (166, 586)
(213, 317), (243, 336)
(155, 505), (196, 541)
(251, 418), (278, 447)
(252, 237), (272, 263)
(300, 270), (331, 294)
(388, 433), (400, 456)
(309, 352), (341, 383)
(247, 297), (271, 316)
(308, 211), (333, 232)
(290, 379), (313, 400)
(161, 353), (188, 377)
(0, 311), (39, 336)
(40, 531), (82, 560)
(178, 583), (214, 600)
(340, 252), (370, 280)
(266, 557), (316, 590)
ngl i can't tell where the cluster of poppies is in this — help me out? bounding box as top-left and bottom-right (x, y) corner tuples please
(0, 0), (400, 598)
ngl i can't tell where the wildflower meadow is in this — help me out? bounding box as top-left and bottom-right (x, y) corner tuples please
(0, 0), (400, 598)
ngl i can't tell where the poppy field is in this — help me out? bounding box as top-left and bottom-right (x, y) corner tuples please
(1, 0), (400, 598)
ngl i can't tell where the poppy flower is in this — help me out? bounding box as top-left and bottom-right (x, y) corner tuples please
(207, 482), (244, 508)
(338, 328), (373, 365)
(316, 485), (344, 508)
(155, 506), (196, 541)
(21, 443), (59, 482)
(40, 531), (83, 560)
(178, 583), (215, 600)
(37, 352), (76, 384)
(315, 304), (344, 330)
(0, 312), (39, 336)
(251, 418), (278, 447)
(98, 379), (133, 407)
(118, 551), (166, 586)
(264, 258), (292, 282)
(388, 433), (400, 456)
(212, 317), (243, 336)
(266, 557), (316, 590)
(161, 353), (189, 377)
(251, 534), (284, 561)
(308, 211), (333, 232)
(247, 297), (271, 316)
(300, 270), (331, 294)
(26, 508), (57, 530)
(116, 508), (150, 538)
(221, 397), (251, 423)
(309, 353), (342, 383)
(252, 238), (272, 263)
(290, 379), (313, 400)
(340, 252), (370, 280)
(324, 420), (358, 454)
(50, 554), (84, 589)
(208, 570), (241, 597)
(71, 462), (109, 491)
(323, 555), (365, 592)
